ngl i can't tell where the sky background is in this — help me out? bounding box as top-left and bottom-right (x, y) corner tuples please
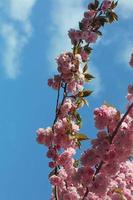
(0, 0), (133, 199)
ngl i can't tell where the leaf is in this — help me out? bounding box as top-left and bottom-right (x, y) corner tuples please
(115, 111), (121, 121)
(84, 73), (95, 82)
(75, 113), (82, 127)
(84, 46), (93, 54)
(76, 98), (84, 108)
(79, 90), (93, 97)
(83, 64), (88, 73)
(94, 0), (99, 9)
(73, 159), (80, 168)
(111, 1), (118, 9)
(75, 133), (89, 141)
(96, 16), (108, 26)
(49, 168), (56, 178)
(112, 188), (124, 200)
(76, 140), (81, 148)
(96, 30), (102, 36)
(74, 44), (81, 55)
(81, 97), (89, 106)
(107, 11), (118, 23)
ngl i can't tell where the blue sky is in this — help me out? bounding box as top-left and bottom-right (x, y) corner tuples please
(0, 0), (133, 199)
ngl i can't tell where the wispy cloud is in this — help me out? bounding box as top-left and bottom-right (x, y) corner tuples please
(118, 0), (133, 18)
(89, 63), (103, 97)
(48, 0), (85, 67)
(0, 0), (37, 79)
(117, 42), (133, 67)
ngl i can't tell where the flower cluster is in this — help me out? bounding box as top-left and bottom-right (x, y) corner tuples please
(48, 52), (85, 94)
(37, 1), (133, 199)
(94, 104), (119, 132)
(68, 0), (118, 62)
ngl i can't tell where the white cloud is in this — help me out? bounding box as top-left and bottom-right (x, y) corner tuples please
(48, 0), (85, 64)
(89, 63), (103, 97)
(0, 0), (37, 78)
(118, 0), (133, 18)
(9, 0), (36, 22)
(118, 42), (133, 66)
(1, 24), (27, 79)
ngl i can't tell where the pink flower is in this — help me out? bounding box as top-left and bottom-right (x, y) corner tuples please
(60, 98), (73, 117)
(88, 31), (98, 43)
(63, 187), (80, 200)
(49, 161), (56, 168)
(101, 0), (112, 12)
(47, 147), (58, 160)
(80, 18), (91, 31)
(90, 174), (109, 196)
(36, 127), (53, 146)
(127, 85), (133, 103)
(68, 29), (82, 44)
(57, 148), (76, 166)
(94, 105), (118, 131)
(77, 166), (94, 184)
(48, 75), (61, 90)
(48, 78), (53, 87)
(50, 175), (62, 186)
(81, 149), (100, 166)
(84, 10), (96, 18)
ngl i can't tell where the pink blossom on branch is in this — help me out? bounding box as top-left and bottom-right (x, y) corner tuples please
(36, 0), (133, 199)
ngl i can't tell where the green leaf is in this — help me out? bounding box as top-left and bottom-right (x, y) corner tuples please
(96, 30), (102, 36)
(79, 90), (93, 97)
(76, 97), (89, 107)
(75, 113), (82, 127)
(83, 64), (88, 73)
(97, 16), (108, 26)
(75, 133), (89, 141)
(111, 1), (118, 9)
(81, 97), (89, 106)
(76, 98), (83, 108)
(76, 140), (81, 148)
(107, 11), (118, 23)
(84, 73), (95, 82)
(84, 46), (93, 54)
(74, 44), (81, 55)
(73, 159), (80, 168)
(49, 168), (56, 178)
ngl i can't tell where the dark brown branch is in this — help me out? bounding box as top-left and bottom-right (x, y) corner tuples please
(110, 102), (133, 143)
(52, 83), (67, 200)
(53, 83), (67, 125)
(82, 187), (89, 200)
(93, 160), (104, 181)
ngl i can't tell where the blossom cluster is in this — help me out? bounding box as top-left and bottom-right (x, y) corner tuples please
(37, 0), (133, 199)
(68, 0), (118, 62)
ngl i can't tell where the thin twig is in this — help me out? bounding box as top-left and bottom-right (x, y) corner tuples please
(52, 83), (67, 200)
(109, 102), (133, 143)
(82, 187), (89, 200)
